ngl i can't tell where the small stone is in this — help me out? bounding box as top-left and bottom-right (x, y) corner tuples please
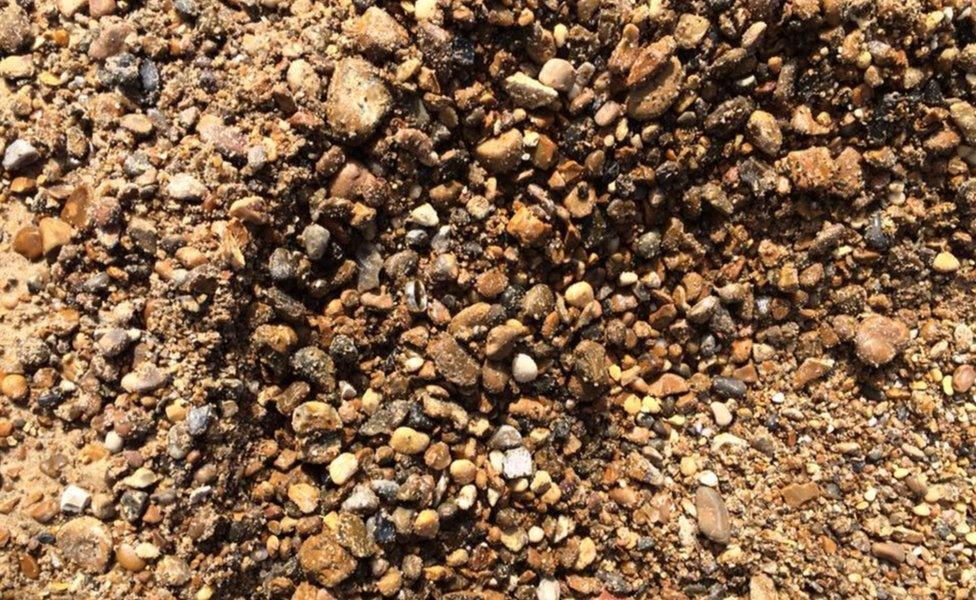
(749, 574), (779, 600)
(506, 206), (550, 246)
(952, 365), (975, 393)
(430, 334), (480, 387)
(504, 72), (558, 109)
(12, 226), (43, 261)
(746, 110), (782, 156)
(950, 101), (976, 145)
(408, 203), (439, 227)
(301, 224), (331, 260)
(413, 509), (440, 538)
(780, 482), (820, 508)
(933, 251), (960, 273)
(512, 353), (538, 383)
(626, 36), (676, 88)
(57, 517), (113, 574)
(564, 281), (594, 308)
(626, 57), (683, 121)
(0, 55), (33, 79)
(871, 541), (906, 564)
(538, 58), (575, 92)
(475, 129), (524, 173)
(489, 425), (523, 449)
(855, 315), (910, 367)
(325, 57), (391, 144)
(166, 173), (206, 201)
(288, 483), (320, 514)
(537, 578), (561, 600)
(711, 376), (746, 399)
(695, 486), (731, 544)
(710, 402), (732, 427)
(60, 485), (91, 514)
(390, 426), (430, 454)
(299, 531), (357, 587)
(335, 513), (377, 557)
(115, 544), (146, 572)
(38, 217), (74, 254)
(89, 0), (117, 17)
(674, 14), (710, 48)
(785, 147), (833, 192)
(292, 402), (342, 435)
(3, 139), (39, 172)
(121, 363), (168, 393)
(648, 373), (689, 397)
(353, 7), (409, 57)
(329, 453), (359, 485)
(156, 556), (191, 588)
(502, 447), (534, 479)
(0, 5), (32, 54)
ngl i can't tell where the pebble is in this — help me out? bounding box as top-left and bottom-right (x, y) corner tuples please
(329, 452), (359, 485)
(626, 57), (683, 120)
(2, 139), (39, 172)
(299, 531), (357, 587)
(932, 251), (960, 273)
(674, 14), (710, 48)
(709, 402), (733, 427)
(511, 353), (538, 383)
(57, 517), (113, 574)
(502, 447), (534, 479)
(564, 281), (594, 308)
(156, 555), (191, 588)
(504, 72), (558, 109)
(325, 57), (391, 143)
(538, 58), (575, 92)
(747, 110), (782, 156)
(475, 129), (523, 173)
(695, 486), (731, 544)
(855, 315), (910, 367)
(60, 485), (91, 513)
(121, 363), (168, 393)
(430, 334), (480, 387)
(287, 483), (320, 514)
(389, 427), (430, 454)
(871, 541), (906, 564)
(166, 173), (206, 201)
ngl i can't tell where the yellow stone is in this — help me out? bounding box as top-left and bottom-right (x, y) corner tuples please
(933, 251), (960, 273)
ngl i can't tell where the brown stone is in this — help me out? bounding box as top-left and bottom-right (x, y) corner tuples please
(12, 226), (43, 261)
(695, 486), (730, 544)
(57, 517), (113, 574)
(325, 58), (391, 144)
(647, 373), (689, 397)
(855, 315), (910, 367)
(475, 129), (524, 173)
(298, 531), (357, 587)
(785, 147), (833, 192)
(780, 482), (820, 508)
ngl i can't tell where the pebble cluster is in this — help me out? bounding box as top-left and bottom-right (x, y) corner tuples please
(2, 0), (976, 598)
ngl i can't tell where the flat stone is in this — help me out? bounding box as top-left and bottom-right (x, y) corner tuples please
(626, 57), (683, 121)
(538, 58), (575, 92)
(430, 334), (479, 387)
(695, 486), (731, 544)
(502, 447), (534, 479)
(475, 129), (524, 173)
(292, 402), (342, 435)
(389, 426), (430, 454)
(626, 36), (676, 88)
(855, 315), (909, 367)
(353, 7), (409, 57)
(785, 147), (833, 192)
(60, 485), (91, 514)
(780, 482), (820, 508)
(674, 13), (710, 48)
(121, 363), (168, 393)
(166, 173), (206, 201)
(871, 541), (906, 563)
(325, 57), (391, 144)
(3, 139), (39, 172)
(299, 531), (357, 587)
(504, 72), (558, 109)
(57, 517), (113, 574)
(647, 373), (689, 397)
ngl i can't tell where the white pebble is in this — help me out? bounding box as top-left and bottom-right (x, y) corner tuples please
(512, 353), (538, 383)
(60, 485), (91, 513)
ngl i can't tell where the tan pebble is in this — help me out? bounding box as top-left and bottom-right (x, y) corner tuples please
(389, 427), (430, 454)
(2, 374), (28, 400)
(932, 251), (960, 273)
